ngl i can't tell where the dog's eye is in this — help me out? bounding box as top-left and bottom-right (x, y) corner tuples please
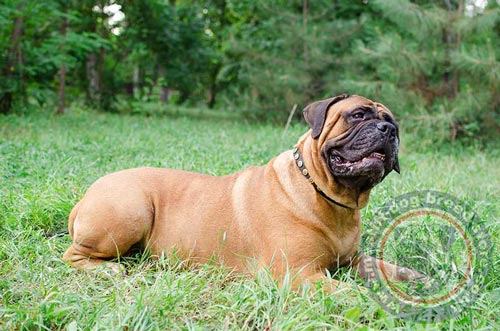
(351, 112), (364, 120)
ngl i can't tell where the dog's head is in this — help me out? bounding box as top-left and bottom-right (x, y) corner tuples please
(303, 94), (399, 193)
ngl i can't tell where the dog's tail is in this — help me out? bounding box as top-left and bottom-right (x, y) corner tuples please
(67, 201), (81, 239)
(42, 201), (81, 239)
(43, 229), (69, 238)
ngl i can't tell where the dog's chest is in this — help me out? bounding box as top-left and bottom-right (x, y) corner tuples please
(325, 220), (361, 267)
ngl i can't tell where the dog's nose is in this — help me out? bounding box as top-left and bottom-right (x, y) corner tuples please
(376, 122), (396, 139)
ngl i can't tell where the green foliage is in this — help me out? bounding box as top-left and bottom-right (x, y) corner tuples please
(331, 0), (500, 143)
(122, 0), (209, 97)
(0, 0), (108, 111)
(222, 0), (349, 119)
(0, 0), (499, 142)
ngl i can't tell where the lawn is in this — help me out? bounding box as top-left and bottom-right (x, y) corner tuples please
(0, 108), (498, 330)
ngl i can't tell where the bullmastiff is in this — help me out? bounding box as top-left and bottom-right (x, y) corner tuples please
(63, 94), (424, 289)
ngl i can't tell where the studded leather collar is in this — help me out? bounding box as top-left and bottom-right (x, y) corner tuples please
(293, 147), (352, 209)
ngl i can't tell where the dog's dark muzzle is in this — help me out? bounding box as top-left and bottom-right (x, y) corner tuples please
(322, 120), (400, 190)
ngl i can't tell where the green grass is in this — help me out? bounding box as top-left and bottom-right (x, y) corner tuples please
(0, 108), (498, 330)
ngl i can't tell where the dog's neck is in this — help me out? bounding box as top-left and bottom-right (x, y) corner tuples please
(295, 133), (371, 209)
(292, 147), (353, 209)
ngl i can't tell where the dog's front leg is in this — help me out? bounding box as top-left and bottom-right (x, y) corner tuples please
(353, 255), (429, 282)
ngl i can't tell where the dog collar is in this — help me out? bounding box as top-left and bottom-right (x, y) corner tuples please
(293, 147), (352, 209)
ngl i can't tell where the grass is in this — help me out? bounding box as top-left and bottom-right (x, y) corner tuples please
(0, 107), (498, 330)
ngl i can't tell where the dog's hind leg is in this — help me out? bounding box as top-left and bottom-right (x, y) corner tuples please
(62, 242), (125, 275)
(62, 192), (153, 274)
(62, 213), (130, 274)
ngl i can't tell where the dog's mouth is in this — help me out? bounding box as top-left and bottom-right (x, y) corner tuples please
(325, 145), (396, 191)
(330, 151), (386, 167)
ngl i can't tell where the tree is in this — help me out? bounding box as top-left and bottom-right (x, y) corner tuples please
(220, 0), (358, 119)
(0, 0), (109, 113)
(121, 0), (210, 105)
(0, 1), (25, 114)
(0, 0), (498, 143)
(336, 0), (500, 141)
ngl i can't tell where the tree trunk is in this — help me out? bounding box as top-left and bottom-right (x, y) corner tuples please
(133, 65), (140, 98)
(158, 66), (170, 103)
(207, 64), (220, 109)
(0, 6), (24, 114)
(442, 0), (462, 99)
(86, 53), (99, 103)
(57, 18), (69, 115)
(97, 44), (105, 107)
(57, 64), (67, 115)
(302, 0), (308, 67)
(206, 0), (229, 108)
(86, 33), (106, 107)
(87, 1), (106, 109)
(178, 90), (190, 104)
(453, 0), (463, 97)
(443, 0), (464, 140)
(0, 92), (13, 115)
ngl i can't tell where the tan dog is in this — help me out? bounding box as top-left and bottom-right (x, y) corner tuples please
(63, 94), (423, 289)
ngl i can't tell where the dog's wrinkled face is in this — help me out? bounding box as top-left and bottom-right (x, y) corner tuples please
(304, 94), (400, 192)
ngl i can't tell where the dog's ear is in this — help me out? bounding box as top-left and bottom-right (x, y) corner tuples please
(393, 158), (400, 174)
(393, 121), (400, 174)
(303, 94), (349, 139)
(377, 104), (401, 174)
(392, 126), (401, 174)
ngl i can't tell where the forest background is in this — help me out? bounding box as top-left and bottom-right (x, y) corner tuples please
(2, 1), (500, 329)
(1, 0), (500, 144)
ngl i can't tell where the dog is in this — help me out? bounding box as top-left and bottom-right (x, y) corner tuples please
(63, 94), (424, 289)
